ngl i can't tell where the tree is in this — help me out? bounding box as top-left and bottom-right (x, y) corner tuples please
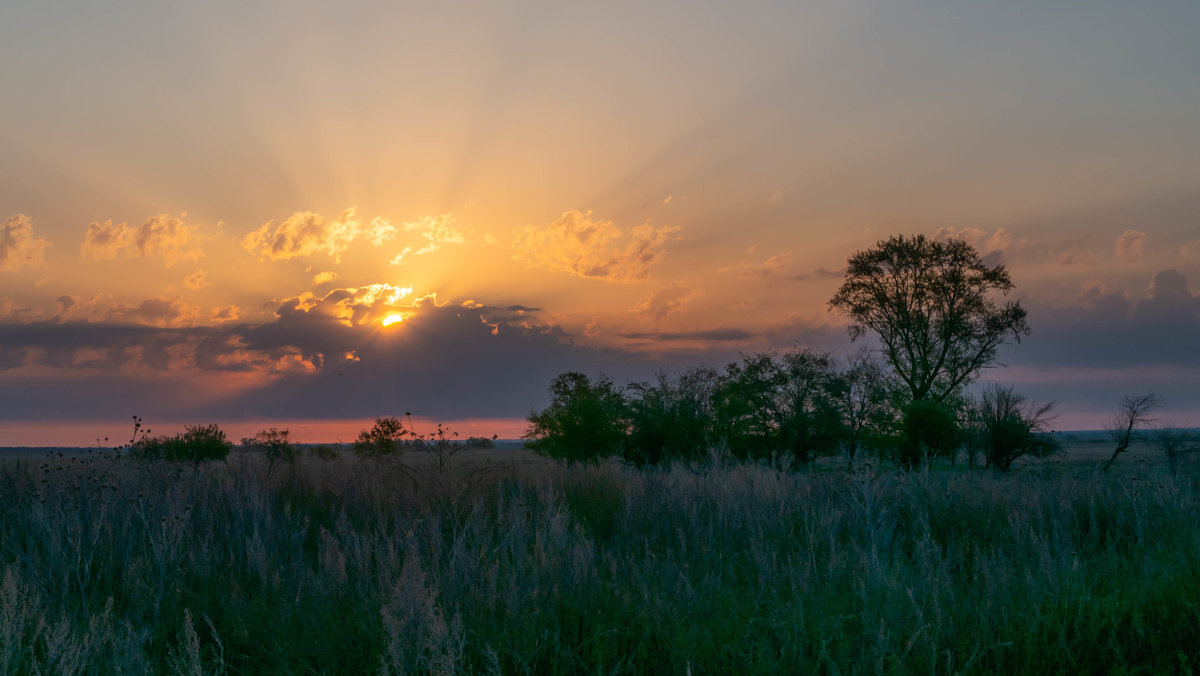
(712, 353), (786, 464)
(828, 234), (1029, 404)
(776, 349), (845, 466)
(525, 372), (627, 463)
(834, 350), (896, 470)
(354, 416), (419, 462)
(1103, 393), (1159, 472)
(241, 427), (296, 477)
(974, 384), (1058, 471)
(710, 349), (846, 468)
(625, 367), (718, 466)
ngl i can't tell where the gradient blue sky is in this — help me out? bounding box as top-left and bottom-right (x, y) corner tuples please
(2, 1), (1199, 443)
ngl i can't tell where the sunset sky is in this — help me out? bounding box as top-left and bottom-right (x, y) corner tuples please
(2, 1), (1199, 444)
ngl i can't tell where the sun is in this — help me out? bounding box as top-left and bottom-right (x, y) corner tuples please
(381, 314), (405, 327)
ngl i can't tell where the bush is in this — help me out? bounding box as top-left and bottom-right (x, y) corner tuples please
(974, 385), (1058, 471)
(241, 427), (297, 476)
(130, 423), (233, 466)
(525, 372), (627, 464)
(898, 398), (962, 468)
(353, 416), (420, 461)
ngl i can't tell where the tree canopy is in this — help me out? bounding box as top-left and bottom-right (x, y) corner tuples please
(828, 234), (1028, 403)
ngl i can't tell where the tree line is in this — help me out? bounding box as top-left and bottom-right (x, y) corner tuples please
(526, 234), (1188, 471)
(524, 351), (1057, 470)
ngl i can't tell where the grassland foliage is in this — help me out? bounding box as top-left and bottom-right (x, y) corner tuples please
(1, 443), (1198, 673)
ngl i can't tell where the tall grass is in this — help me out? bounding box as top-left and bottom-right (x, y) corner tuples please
(0, 449), (1198, 673)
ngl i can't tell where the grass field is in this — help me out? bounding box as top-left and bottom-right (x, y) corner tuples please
(0, 441), (1197, 674)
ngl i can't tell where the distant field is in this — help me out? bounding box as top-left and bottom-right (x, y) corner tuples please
(0, 441), (1197, 674)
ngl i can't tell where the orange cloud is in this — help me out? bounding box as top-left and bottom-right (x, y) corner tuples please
(311, 271), (338, 286)
(81, 214), (201, 266)
(277, 282), (415, 327)
(81, 219), (134, 260)
(389, 213), (465, 265)
(719, 253), (793, 279)
(184, 269), (210, 290)
(1115, 229), (1146, 263)
(104, 296), (202, 327)
(1, 214), (52, 272)
(135, 213), (202, 267)
(512, 210), (679, 282)
(633, 283), (695, 320)
(243, 208), (359, 262)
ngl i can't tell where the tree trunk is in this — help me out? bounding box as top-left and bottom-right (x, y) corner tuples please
(1103, 443), (1128, 472)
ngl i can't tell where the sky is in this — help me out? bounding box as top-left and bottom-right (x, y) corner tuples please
(2, 1), (1199, 444)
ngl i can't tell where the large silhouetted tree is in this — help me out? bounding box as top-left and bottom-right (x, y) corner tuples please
(828, 234), (1029, 404)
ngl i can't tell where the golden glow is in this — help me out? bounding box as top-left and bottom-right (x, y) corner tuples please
(381, 314), (405, 327)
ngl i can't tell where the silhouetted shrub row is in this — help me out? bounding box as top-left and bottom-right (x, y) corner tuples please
(526, 348), (1059, 470)
(127, 422), (233, 466)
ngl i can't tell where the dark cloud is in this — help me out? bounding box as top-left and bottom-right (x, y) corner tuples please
(620, 328), (756, 342)
(1012, 269), (1200, 371)
(0, 297), (667, 423)
(793, 266), (845, 281)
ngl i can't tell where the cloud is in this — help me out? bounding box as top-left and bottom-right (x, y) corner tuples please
(0, 288), (670, 422)
(275, 283), (415, 328)
(243, 208), (359, 262)
(389, 214), (465, 265)
(184, 270), (210, 290)
(211, 306), (241, 322)
(53, 295), (76, 322)
(935, 227), (1027, 265)
(1180, 240), (1200, 264)
(512, 210), (679, 282)
(0, 214), (52, 272)
(365, 217), (398, 247)
(311, 271), (338, 286)
(82, 214), (202, 266)
(794, 266), (844, 281)
(104, 296), (202, 328)
(1012, 269), (1200, 372)
(81, 220), (135, 260)
(1115, 229), (1146, 263)
(633, 283), (695, 320)
(135, 213), (202, 267)
(719, 253), (792, 279)
(621, 328), (755, 342)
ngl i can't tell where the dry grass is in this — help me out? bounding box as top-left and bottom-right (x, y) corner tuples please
(0, 444), (1197, 674)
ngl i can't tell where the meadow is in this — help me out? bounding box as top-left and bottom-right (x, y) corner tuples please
(0, 441), (1198, 674)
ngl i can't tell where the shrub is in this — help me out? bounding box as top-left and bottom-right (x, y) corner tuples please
(129, 423), (232, 466)
(241, 427), (297, 476)
(353, 416), (420, 461)
(308, 444), (341, 461)
(898, 398), (962, 468)
(974, 384), (1058, 471)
